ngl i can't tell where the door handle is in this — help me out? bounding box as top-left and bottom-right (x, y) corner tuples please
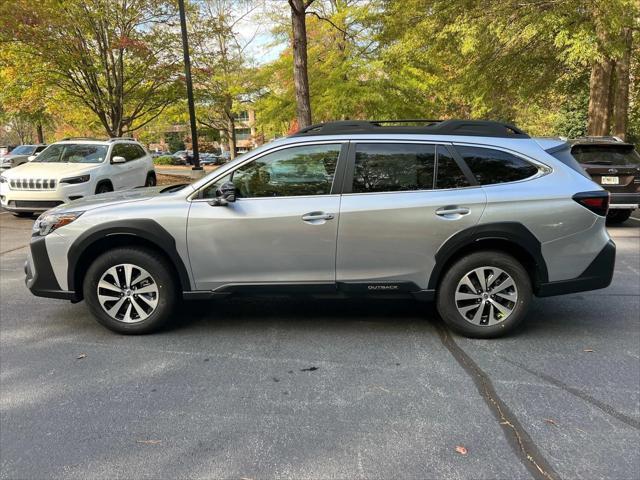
(435, 206), (470, 216)
(302, 211), (335, 222)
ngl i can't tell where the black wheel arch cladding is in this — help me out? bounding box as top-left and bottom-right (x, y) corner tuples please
(67, 219), (192, 294)
(428, 222), (549, 291)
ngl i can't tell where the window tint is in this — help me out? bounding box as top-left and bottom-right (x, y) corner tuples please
(129, 144), (146, 160)
(231, 144), (340, 198)
(457, 146), (538, 185)
(436, 147), (470, 189)
(111, 144), (127, 161)
(571, 145), (640, 166)
(353, 144), (435, 193)
(35, 145), (47, 153)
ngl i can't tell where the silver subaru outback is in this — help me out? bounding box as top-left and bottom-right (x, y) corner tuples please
(24, 120), (615, 338)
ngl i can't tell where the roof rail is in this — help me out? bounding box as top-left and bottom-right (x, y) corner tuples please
(290, 119), (530, 138)
(60, 137), (102, 141)
(108, 137), (136, 142)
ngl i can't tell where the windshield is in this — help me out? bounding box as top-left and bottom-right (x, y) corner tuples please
(35, 144), (107, 164)
(572, 145), (640, 166)
(10, 145), (35, 155)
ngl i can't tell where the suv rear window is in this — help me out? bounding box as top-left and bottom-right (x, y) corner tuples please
(456, 146), (538, 185)
(571, 145), (640, 166)
(353, 143), (435, 193)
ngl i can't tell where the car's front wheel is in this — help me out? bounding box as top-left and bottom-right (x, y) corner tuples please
(436, 251), (532, 338)
(83, 247), (178, 334)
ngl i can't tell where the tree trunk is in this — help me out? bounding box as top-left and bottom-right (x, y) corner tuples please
(36, 123), (44, 144)
(289, 0), (313, 129)
(587, 58), (614, 136)
(223, 96), (236, 159)
(612, 28), (632, 141)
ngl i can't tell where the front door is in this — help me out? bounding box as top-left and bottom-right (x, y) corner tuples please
(336, 142), (486, 290)
(187, 142), (347, 290)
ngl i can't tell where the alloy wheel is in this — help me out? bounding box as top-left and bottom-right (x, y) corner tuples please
(454, 266), (518, 326)
(96, 263), (159, 323)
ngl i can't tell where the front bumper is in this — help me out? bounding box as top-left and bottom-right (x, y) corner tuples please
(1, 182), (89, 212)
(609, 192), (639, 210)
(25, 236), (78, 301)
(536, 240), (616, 297)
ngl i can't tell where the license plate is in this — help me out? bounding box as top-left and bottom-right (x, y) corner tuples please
(601, 176), (619, 185)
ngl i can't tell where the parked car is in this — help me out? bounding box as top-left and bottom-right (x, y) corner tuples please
(171, 150), (193, 165)
(568, 137), (640, 224)
(199, 153), (221, 166)
(23, 120), (615, 338)
(0, 138), (156, 217)
(0, 144), (47, 170)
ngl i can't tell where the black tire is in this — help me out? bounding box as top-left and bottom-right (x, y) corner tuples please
(145, 172), (157, 187)
(606, 209), (632, 224)
(436, 251), (532, 338)
(83, 247), (178, 334)
(95, 182), (113, 194)
(12, 211), (34, 218)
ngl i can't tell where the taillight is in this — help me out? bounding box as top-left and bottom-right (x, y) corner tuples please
(572, 191), (610, 216)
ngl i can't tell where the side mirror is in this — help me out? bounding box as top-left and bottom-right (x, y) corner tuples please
(28, 155), (36, 161)
(209, 181), (236, 206)
(112, 156), (126, 164)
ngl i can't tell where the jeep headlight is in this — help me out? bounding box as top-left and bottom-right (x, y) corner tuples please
(33, 211), (84, 236)
(0, 175), (6, 183)
(60, 174), (90, 184)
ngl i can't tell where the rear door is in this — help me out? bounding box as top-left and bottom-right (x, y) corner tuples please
(125, 144), (150, 186)
(336, 141), (486, 291)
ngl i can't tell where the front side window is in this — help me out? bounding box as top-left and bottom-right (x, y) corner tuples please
(228, 144), (340, 198)
(457, 146), (538, 185)
(35, 144), (107, 164)
(352, 143), (435, 193)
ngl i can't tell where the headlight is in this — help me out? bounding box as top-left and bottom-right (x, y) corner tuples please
(60, 174), (90, 184)
(33, 211), (84, 236)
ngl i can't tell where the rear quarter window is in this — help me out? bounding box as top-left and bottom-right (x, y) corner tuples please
(456, 146), (538, 185)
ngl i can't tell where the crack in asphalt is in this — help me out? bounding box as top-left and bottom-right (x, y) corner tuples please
(500, 357), (640, 430)
(0, 245), (28, 255)
(435, 324), (560, 480)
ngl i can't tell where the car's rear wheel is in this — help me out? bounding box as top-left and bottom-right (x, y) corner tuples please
(436, 251), (531, 338)
(83, 247), (177, 334)
(606, 209), (632, 224)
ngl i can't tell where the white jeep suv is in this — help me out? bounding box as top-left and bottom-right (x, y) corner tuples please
(0, 138), (156, 216)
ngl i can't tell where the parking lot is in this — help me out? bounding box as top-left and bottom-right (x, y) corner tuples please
(0, 211), (638, 480)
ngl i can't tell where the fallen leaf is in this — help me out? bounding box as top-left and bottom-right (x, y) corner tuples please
(455, 445), (468, 455)
(544, 418), (559, 427)
(583, 349), (594, 353)
(76, 353), (87, 360)
(136, 439), (161, 445)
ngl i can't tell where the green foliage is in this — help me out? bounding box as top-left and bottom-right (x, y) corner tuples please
(555, 92), (590, 139)
(166, 133), (185, 153)
(153, 155), (174, 165)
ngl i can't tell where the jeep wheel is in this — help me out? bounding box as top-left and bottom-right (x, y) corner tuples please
(606, 209), (632, 224)
(436, 251), (531, 338)
(145, 172), (156, 187)
(83, 247), (177, 334)
(95, 182), (113, 195)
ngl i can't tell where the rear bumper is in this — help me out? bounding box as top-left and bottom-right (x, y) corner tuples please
(536, 240), (616, 297)
(609, 193), (639, 209)
(25, 236), (78, 301)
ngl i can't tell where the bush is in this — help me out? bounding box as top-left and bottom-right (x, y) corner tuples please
(153, 155), (174, 165)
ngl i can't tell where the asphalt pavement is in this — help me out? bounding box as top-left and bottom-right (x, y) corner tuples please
(0, 210), (638, 480)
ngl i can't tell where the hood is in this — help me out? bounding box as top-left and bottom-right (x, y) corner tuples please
(1, 161), (104, 178)
(51, 184), (193, 213)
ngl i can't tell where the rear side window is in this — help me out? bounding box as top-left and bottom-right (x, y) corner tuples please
(436, 147), (470, 189)
(353, 143), (435, 193)
(457, 146), (538, 185)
